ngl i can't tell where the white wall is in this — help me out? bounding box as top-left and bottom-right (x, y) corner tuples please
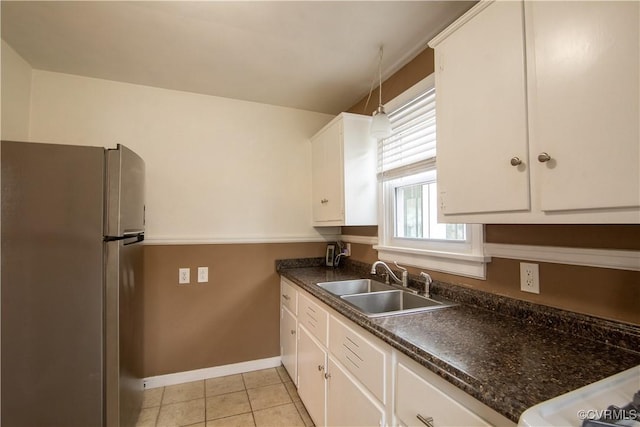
(29, 70), (334, 241)
(1, 40), (32, 141)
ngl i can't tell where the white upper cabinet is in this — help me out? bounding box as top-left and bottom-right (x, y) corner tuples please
(526, 1), (639, 214)
(433, 0), (530, 216)
(311, 113), (377, 226)
(429, 0), (640, 223)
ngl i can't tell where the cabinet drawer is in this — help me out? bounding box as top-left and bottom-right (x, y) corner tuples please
(280, 278), (297, 314)
(298, 294), (328, 346)
(396, 363), (490, 427)
(329, 316), (386, 403)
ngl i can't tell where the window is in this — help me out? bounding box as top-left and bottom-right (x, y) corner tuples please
(374, 75), (488, 279)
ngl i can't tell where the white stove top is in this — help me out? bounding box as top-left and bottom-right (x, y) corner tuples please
(519, 365), (640, 427)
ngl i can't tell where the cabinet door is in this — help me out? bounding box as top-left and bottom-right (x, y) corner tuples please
(280, 306), (297, 385)
(298, 325), (327, 427)
(436, 1), (530, 216)
(311, 120), (344, 223)
(526, 1), (640, 213)
(326, 357), (384, 427)
(396, 363), (490, 427)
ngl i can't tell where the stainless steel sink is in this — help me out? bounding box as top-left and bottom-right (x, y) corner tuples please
(341, 290), (456, 317)
(317, 279), (396, 296)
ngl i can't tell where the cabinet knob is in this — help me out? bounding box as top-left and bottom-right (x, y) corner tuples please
(282, 294), (290, 300)
(290, 329), (295, 335)
(317, 364), (324, 371)
(510, 157), (522, 166)
(324, 372), (331, 380)
(537, 152), (552, 163)
(320, 199), (329, 204)
(417, 414), (435, 427)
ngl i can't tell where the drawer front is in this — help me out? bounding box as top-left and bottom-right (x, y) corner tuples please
(298, 294), (328, 346)
(396, 363), (490, 427)
(329, 316), (386, 403)
(280, 278), (298, 314)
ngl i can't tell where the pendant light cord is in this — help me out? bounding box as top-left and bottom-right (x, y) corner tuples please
(378, 47), (383, 107)
(363, 46), (384, 115)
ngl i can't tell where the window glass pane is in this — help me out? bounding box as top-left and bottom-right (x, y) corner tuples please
(395, 181), (465, 241)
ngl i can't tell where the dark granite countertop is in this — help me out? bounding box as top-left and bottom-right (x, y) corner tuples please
(277, 261), (640, 423)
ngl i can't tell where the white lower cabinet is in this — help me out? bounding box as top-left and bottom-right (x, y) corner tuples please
(297, 325), (327, 427)
(396, 363), (490, 427)
(280, 278), (298, 384)
(280, 305), (297, 385)
(327, 357), (385, 427)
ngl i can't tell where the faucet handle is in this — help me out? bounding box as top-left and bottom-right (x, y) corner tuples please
(394, 262), (407, 273)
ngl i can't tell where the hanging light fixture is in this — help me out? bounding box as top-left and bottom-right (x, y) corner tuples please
(370, 46), (393, 139)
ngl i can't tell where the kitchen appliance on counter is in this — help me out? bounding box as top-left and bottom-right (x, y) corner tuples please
(1, 141), (145, 427)
(518, 365), (640, 427)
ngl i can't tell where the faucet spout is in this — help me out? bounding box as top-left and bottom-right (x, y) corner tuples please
(371, 261), (408, 288)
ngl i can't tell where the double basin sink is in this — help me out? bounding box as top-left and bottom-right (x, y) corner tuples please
(317, 278), (456, 317)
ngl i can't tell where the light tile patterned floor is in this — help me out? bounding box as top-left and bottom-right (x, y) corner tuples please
(136, 366), (314, 427)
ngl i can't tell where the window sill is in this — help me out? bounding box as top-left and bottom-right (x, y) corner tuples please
(373, 245), (490, 279)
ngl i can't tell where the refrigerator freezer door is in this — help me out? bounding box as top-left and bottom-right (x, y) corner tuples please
(1, 141), (105, 427)
(105, 144), (145, 238)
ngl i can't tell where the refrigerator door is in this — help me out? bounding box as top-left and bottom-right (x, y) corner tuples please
(1, 141), (105, 427)
(105, 144), (145, 238)
(104, 239), (144, 427)
(104, 144), (145, 427)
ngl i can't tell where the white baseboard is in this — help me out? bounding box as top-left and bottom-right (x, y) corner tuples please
(143, 356), (282, 389)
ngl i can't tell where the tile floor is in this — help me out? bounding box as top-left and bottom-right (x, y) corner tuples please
(136, 366), (314, 427)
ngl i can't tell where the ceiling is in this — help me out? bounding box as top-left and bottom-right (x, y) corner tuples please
(1, 1), (475, 115)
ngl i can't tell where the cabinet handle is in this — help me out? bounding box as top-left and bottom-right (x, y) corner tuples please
(324, 372), (331, 379)
(317, 364), (324, 371)
(320, 199), (329, 204)
(510, 157), (522, 166)
(282, 294), (290, 300)
(290, 329), (296, 335)
(416, 414), (434, 427)
(537, 152), (552, 163)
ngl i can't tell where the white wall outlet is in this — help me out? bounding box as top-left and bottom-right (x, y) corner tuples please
(178, 268), (190, 284)
(197, 267), (208, 283)
(520, 262), (540, 294)
(344, 243), (351, 256)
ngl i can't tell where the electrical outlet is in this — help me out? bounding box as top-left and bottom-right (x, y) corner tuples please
(197, 267), (208, 283)
(520, 262), (540, 294)
(344, 243), (351, 257)
(178, 268), (190, 284)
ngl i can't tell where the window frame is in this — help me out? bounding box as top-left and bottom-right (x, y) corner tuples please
(374, 74), (490, 279)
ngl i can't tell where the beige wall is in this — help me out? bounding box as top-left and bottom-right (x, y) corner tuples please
(143, 242), (325, 377)
(24, 70), (335, 376)
(28, 70), (333, 241)
(1, 40), (32, 140)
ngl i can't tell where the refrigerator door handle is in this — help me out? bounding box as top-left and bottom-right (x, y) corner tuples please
(104, 233), (144, 245)
(122, 229), (145, 236)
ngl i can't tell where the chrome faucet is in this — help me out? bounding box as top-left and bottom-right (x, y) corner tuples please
(420, 272), (432, 298)
(370, 261), (408, 288)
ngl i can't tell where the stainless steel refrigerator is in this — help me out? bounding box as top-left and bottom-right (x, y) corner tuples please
(1, 141), (145, 427)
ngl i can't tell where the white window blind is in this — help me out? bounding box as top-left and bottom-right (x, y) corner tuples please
(378, 87), (436, 180)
